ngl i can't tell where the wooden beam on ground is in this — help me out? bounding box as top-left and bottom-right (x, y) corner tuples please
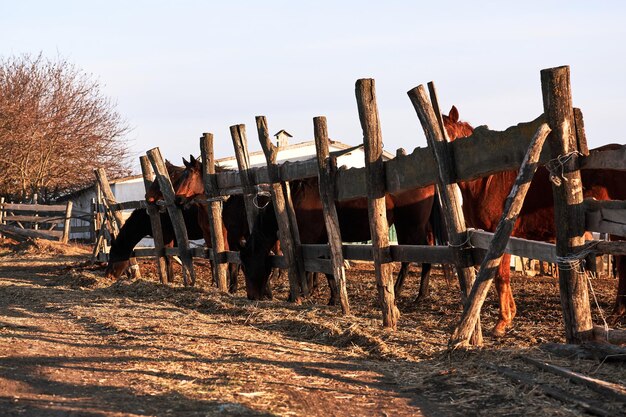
(408, 82), (481, 345)
(521, 356), (626, 403)
(541, 65), (593, 343)
(313, 116), (350, 314)
(201, 133), (229, 292)
(147, 147), (196, 286)
(450, 123), (551, 348)
(256, 116), (306, 302)
(140, 156), (170, 284)
(355, 78), (399, 329)
(489, 364), (612, 417)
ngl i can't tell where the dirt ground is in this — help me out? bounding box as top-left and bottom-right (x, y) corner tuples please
(0, 239), (624, 417)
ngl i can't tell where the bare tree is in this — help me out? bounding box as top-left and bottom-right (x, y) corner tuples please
(0, 53), (132, 202)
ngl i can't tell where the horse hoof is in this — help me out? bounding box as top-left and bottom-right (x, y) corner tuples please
(327, 298), (338, 306)
(492, 322), (509, 337)
(413, 293), (430, 305)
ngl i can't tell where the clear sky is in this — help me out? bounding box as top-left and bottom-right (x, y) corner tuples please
(2, 1), (625, 172)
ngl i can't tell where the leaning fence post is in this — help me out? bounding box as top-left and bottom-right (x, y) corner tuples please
(355, 78), (399, 329)
(200, 133), (229, 292)
(541, 65), (593, 343)
(407, 82), (482, 345)
(230, 124), (258, 231)
(140, 156), (171, 284)
(256, 116), (306, 302)
(450, 123), (551, 347)
(313, 116), (351, 315)
(94, 168), (141, 278)
(147, 147), (196, 286)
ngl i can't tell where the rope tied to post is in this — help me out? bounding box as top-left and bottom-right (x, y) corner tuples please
(253, 191), (271, 209)
(546, 150), (582, 186)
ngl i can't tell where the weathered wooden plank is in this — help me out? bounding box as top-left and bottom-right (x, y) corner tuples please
(451, 123), (551, 348)
(585, 199), (626, 236)
(3, 215), (67, 223)
(230, 124), (259, 230)
(408, 82), (481, 345)
(140, 156), (170, 284)
(256, 116), (306, 302)
(521, 356), (626, 403)
(201, 132), (229, 292)
(356, 78), (399, 329)
(147, 147), (196, 286)
(541, 65), (592, 343)
(580, 145), (626, 170)
(453, 115), (550, 181)
(0, 203), (68, 212)
(573, 108), (589, 156)
(304, 258), (333, 275)
(490, 364), (613, 417)
(470, 229), (557, 262)
(0, 224), (63, 240)
(61, 201), (72, 243)
(314, 116), (350, 314)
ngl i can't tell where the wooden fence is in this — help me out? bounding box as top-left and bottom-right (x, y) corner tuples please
(102, 65), (626, 347)
(0, 198), (73, 243)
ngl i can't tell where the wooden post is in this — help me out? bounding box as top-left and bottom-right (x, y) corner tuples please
(450, 123), (551, 347)
(200, 133), (229, 292)
(147, 147), (196, 286)
(94, 168), (141, 278)
(407, 82), (482, 345)
(541, 65), (593, 343)
(140, 156), (170, 284)
(313, 116), (351, 315)
(256, 115), (306, 302)
(61, 201), (73, 244)
(230, 124), (258, 231)
(355, 79), (399, 329)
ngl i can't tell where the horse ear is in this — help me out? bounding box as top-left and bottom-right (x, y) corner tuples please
(182, 157), (190, 168)
(449, 106), (459, 123)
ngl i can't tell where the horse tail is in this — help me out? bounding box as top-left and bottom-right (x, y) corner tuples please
(430, 190), (448, 246)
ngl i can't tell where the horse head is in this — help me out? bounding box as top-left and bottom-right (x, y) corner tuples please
(442, 106), (474, 141)
(174, 155), (205, 206)
(145, 160), (186, 204)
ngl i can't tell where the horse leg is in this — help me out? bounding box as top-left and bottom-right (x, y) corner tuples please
(307, 272), (319, 297)
(228, 263), (239, 293)
(326, 274), (339, 306)
(415, 263), (433, 303)
(611, 255), (626, 322)
(493, 254), (516, 336)
(394, 262), (410, 300)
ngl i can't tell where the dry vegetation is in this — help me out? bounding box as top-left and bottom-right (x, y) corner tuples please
(0, 239), (624, 416)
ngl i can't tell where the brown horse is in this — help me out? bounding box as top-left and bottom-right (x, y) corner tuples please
(443, 106), (626, 335)
(143, 158), (248, 292)
(223, 170), (438, 303)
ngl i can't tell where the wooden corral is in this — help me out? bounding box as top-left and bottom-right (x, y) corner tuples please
(100, 65), (626, 349)
(0, 197), (73, 243)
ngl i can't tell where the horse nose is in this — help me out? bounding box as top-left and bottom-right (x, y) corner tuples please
(174, 195), (186, 206)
